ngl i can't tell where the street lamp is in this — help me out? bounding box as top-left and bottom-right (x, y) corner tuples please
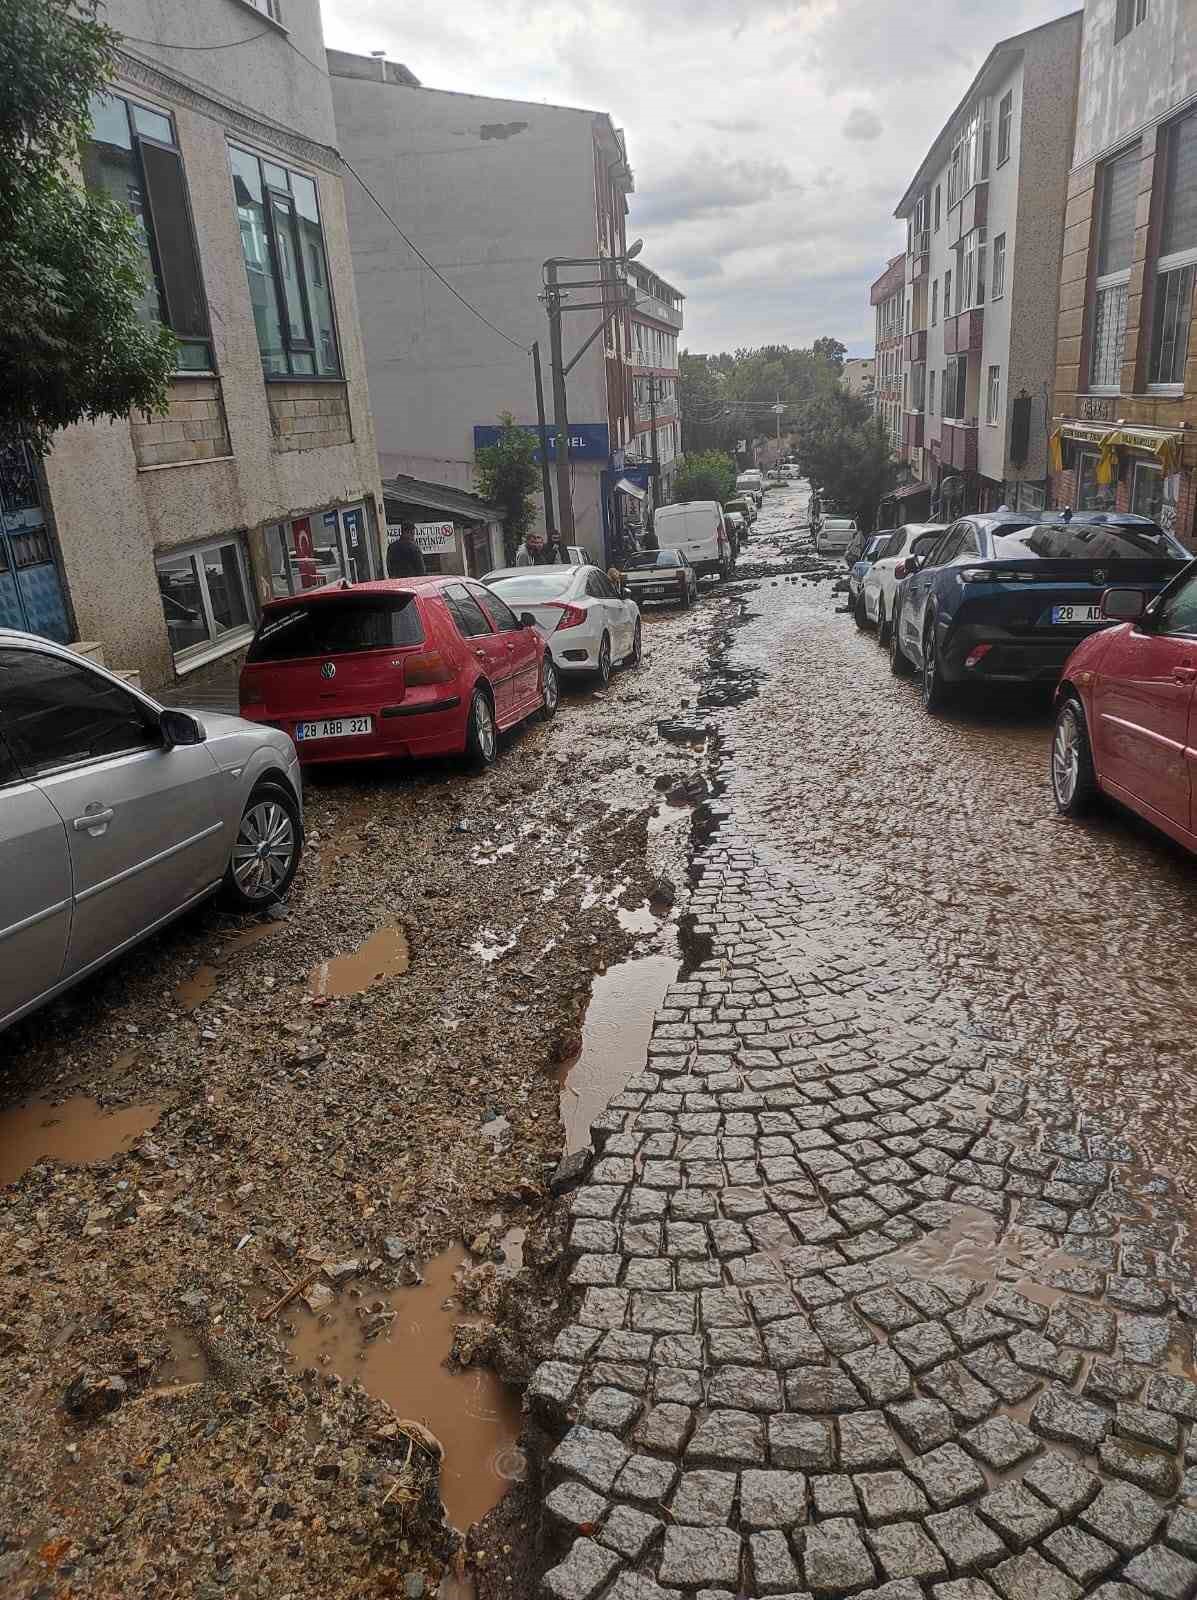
(541, 246), (641, 543)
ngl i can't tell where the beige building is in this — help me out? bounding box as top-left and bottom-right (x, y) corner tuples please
(4, 0), (384, 694)
(840, 358), (876, 398)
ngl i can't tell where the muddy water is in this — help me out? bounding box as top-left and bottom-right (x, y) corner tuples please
(0, 1096), (161, 1186)
(560, 952), (680, 1152)
(175, 920), (282, 1011)
(308, 925), (410, 998)
(287, 1247), (524, 1532)
(719, 532), (1197, 1205)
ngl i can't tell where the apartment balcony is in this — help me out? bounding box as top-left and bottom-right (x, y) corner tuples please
(632, 294), (683, 331)
(902, 410), (925, 450)
(948, 183), (988, 246)
(943, 308), (984, 355)
(634, 396), (678, 424)
(941, 419), (978, 471)
(909, 229), (930, 281)
(905, 328), (927, 364)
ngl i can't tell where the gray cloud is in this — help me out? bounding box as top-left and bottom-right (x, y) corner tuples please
(842, 106), (883, 142)
(633, 154), (801, 227)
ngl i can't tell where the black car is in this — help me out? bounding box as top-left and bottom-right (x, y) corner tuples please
(890, 511), (1191, 711)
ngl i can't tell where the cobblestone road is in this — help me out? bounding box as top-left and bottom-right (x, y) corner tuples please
(529, 497), (1197, 1600)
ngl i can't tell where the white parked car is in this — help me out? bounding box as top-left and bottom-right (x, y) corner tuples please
(482, 563), (641, 685)
(814, 516), (859, 557)
(860, 522), (946, 642)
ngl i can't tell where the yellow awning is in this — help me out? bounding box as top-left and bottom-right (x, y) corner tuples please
(1057, 420), (1185, 474)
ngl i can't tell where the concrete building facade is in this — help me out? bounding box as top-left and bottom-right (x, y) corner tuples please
(327, 51), (638, 567)
(627, 261), (685, 510)
(870, 254), (906, 455)
(1051, 0), (1197, 547)
(894, 14), (1082, 520)
(840, 357), (876, 399)
(3, 0), (385, 694)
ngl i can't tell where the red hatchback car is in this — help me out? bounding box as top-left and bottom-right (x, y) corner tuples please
(239, 576), (558, 767)
(1052, 560), (1197, 852)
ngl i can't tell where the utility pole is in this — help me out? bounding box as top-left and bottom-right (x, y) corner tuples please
(544, 262), (575, 542)
(531, 341), (556, 538)
(648, 373), (660, 481)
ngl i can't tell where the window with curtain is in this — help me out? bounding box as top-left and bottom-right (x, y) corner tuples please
(1150, 112), (1197, 387)
(986, 366), (1001, 426)
(83, 94), (212, 371)
(997, 92), (1014, 166)
(229, 145), (341, 379)
(991, 234), (1007, 299)
(1090, 145), (1139, 389)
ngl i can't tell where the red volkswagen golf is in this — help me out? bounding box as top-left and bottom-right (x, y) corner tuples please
(1052, 558), (1197, 853)
(238, 576), (558, 767)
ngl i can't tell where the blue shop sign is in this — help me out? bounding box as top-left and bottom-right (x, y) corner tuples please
(473, 422), (610, 463)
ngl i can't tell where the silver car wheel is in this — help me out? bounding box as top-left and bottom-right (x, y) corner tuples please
(542, 658), (560, 713)
(475, 693), (496, 761)
(232, 800), (296, 900)
(1052, 708), (1080, 806)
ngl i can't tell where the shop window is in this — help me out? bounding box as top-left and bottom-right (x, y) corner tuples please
(266, 507), (369, 596)
(1131, 461), (1164, 519)
(83, 93), (212, 371)
(1089, 145), (1139, 390)
(1075, 452), (1115, 512)
(156, 537), (252, 662)
(229, 145), (341, 378)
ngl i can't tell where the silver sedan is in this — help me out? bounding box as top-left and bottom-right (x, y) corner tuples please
(0, 630), (303, 1033)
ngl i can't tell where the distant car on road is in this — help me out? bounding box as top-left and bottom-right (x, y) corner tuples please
(653, 501), (733, 581)
(848, 534), (893, 621)
(621, 548), (699, 609)
(889, 513), (1190, 712)
(1, 630), (305, 1034)
(241, 576), (559, 767)
(725, 495), (756, 530)
(736, 471), (765, 507)
(861, 523), (946, 641)
(1052, 558), (1197, 855)
(815, 516), (859, 558)
(483, 563), (641, 684)
(725, 510), (746, 557)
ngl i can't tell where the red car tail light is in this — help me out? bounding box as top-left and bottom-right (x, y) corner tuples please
(965, 644), (993, 669)
(404, 650), (453, 685)
(549, 603), (587, 631)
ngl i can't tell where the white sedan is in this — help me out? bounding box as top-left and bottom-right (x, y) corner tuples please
(482, 564), (641, 685)
(861, 522), (946, 642)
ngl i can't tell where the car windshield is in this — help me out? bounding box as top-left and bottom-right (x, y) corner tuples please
(991, 521), (1186, 561)
(248, 595), (423, 661)
(485, 571), (576, 600)
(911, 533), (941, 557)
(627, 551), (683, 569)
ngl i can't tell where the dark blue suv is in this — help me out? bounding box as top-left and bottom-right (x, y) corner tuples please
(890, 511), (1191, 711)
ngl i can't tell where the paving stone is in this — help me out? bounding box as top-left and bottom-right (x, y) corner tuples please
(934, 1581), (1002, 1600)
(1117, 1401), (1181, 1450)
(687, 1409), (766, 1466)
(1008, 1331), (1083, 1384)
(984, 1289), (1047, 1330)
(671, 1470), (738, 1526)
(839, 1411), (901, 1470)
(854, 1470), (930, 1525)
(750, 1528), (804, 1594)
(1088, 1585), (1147, 1600)
(977, 1485), (1059, 1551)
(960, 1348), (1040, 1406)
(632, 1292), (695, 1334)
(1144, 1372), (1197, 1420)
(633, 1404), (694, 1454)
(803, 1517), (877, 1596)
(628, 1259), (677, 1290)
(554, 1324), (605, 1361)
(1020, 1451), (1099, 1518)
(1098, 1436), (1179, 1495)
(765, 1316), (829, 1369)
(920, 1362), (998, 1424)
(768, 1416), (836, 1474)
(659, 1526), (743, 1590)
(1118, 1314), (1176, 1366)
(1167, 1507), (1197, 1559)
(581, 1386), (643, 1432)
(741, 1469), (810, 1529)
(529, 1361), (584, 1418)
(946, 1308), (1018, 1351)
(599, 1503), (663, 1561)
(868, 1521), (949, 1584)
(549, 1427), (631, 1493)
(709, 1365), (784, 1412)
(787, 1369), (866, 1413)
(857, 1289), (922, 1332)
(1086, 1360), (1146, 1403)
(542, 1537), (622, 1600)
(1079, 1483), (1167, 1554)
(606, 1576), (680, 1600)
(989, 1549), (1081, 1600)
(843, 1347), (914, 1406)
(1030, 1383), (1111, 1450)
(891, 1321), (958, 1373)
(961, 1416), (1040, 1471)
(580, 1288), (630, 1329)
(613, 1452), (679, 1504)
(707, 1326), (765, 1365)
(813, 1304), (876, 1356)
(544, 1480), (609, 1535)
(656, 1333), (703, 1367)
(1041, 1526), (1117, 1587)
(907, 1444), (987, 1509)
(1045, 1299), (1117, 1352)
(925, 1506), (1008, 1575)
(1121, 1547), (1197, 1600)
(812, 1473), (860, 1518)
(656, 1366), (705, 1405)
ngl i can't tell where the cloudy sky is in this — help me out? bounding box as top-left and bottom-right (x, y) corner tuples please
(319, 0), (1079, 357)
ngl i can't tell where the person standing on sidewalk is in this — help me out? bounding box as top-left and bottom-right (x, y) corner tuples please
(387, 526), (426, 578)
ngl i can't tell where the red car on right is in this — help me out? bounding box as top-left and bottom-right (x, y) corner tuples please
(1053, 555), (1197, 853)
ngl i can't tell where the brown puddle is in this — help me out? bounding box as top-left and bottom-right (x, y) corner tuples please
(286, 1247), (523, 1531)
(560, 952), (680, 1153)
(308, 925), (410, 999)
(0, 1096), (161, 1187)
(176, 921), (282, 1012)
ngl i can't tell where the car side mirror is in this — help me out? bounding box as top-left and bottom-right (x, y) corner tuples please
(160, 709), (206, 747)
(519, 611), (538, 629)
(1101, 587), (1147, 623)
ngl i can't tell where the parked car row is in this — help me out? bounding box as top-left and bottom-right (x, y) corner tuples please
(840, 510), (1197, 856)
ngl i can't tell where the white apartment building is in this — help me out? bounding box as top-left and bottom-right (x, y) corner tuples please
(628, 262), (684, 507)
(870, 254), (906, 454)
(894, 13), (1082, 517)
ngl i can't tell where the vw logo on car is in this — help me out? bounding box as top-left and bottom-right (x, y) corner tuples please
(320, 661), (336, 679)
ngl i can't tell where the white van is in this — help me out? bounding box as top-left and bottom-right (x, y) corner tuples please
(653, 501), (732, 581)
(736, 470), (765, 506)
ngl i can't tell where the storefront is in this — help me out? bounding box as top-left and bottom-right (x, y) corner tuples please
(381, 475), (505, 578)
(263, 503), (375, 599)
(1049, 421), (1191, 545)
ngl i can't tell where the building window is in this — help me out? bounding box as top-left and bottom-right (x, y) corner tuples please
(1149, 112), (1197, 388)
(1089, 145), (1139, 389)
(229, 145), (341, 378)
(944, 269), (953, 319)
(991, 233), (1007, 299)
(934, 185), (941, 231)
(944, 355), (968, 420)
(156, 537), (253, 662)
(986, 365), (1001, 425)
(929, 369), (937, 415)
(911, 365), (926, 411)
(931, 280), (939, 324)
(1115, 0), (1148, 42)
(1131, 460), (1164, 518)
(997, 92), (1014, 167)
(960, 229), (987, 311)
(83, 94), (213, 371)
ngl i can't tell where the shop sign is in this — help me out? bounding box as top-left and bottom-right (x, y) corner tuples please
(342, 507), (364, 549)
(473, 422), (610, 463)
(413, 521), (456, 555)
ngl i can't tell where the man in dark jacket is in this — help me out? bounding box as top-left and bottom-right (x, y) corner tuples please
(387, 526), (426, 578)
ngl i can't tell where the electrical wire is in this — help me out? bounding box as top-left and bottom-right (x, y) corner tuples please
(121, 28), (273, 50)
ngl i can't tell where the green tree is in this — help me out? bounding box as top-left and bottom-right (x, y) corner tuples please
(1, 0), (177, 452)
(791, 392), (896, 532)
(812, 336), (847, 372)
(474, 411), (541, 563)
(673, 449), (737, 506)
